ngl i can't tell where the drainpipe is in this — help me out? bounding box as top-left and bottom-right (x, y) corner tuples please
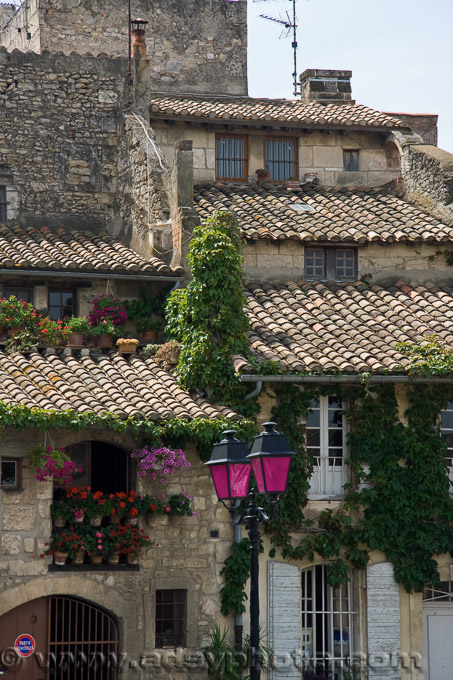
(240, 374), (453, 385)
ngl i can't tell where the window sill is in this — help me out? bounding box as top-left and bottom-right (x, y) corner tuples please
(48, 564), (140, 572)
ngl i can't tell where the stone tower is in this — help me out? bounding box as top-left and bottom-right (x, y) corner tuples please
(0, 0), (248, 95)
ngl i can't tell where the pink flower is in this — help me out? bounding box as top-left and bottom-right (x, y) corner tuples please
(96, 532), (102, 538)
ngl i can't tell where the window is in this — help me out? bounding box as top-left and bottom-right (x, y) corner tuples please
(423, 580), (453, 602)
(66, 442), (129, 495)
(4, 286), (32, 303)
(48, 288), (75, 320)
(306, 396), (348, 498)
(1, 458), (21, 490)
(0, 186), (6, 222)
(305, 247), (357, 281)
(215, 136), (248, 181)
(301, 564), (355, 677)
(343, 150), (360, 172)
(265, 137), (297, 181)
(440, 402), (453, 493)
(155, 589), (187, 648)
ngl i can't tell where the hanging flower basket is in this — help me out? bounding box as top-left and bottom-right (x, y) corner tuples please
(131, 445), (191, 482)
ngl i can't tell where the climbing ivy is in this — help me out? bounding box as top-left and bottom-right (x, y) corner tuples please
(165, 211), (260, 417)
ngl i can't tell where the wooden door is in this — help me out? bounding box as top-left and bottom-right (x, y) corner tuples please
(0, 597), (48, 680)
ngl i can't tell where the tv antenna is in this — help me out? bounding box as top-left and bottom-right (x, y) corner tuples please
(254, 0), (301, 97)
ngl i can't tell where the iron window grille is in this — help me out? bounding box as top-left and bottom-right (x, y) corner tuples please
(305, 396), (348, 498)
(155, 589), (187, 648)
(301, 564), (355, 677)
(265, 137), (297, 181)
(215, 135), (248, 181)
(304, 247), (357, 281)
(0, 186), (6, 222)
(343, 150), (360, 172)
(423, 581), (453, 602)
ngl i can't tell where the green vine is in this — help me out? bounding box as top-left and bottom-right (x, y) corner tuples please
(0, 401), (255, 462)
(165, 211), (260, 417)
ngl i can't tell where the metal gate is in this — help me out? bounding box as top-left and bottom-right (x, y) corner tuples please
(48, 597), (119, 680)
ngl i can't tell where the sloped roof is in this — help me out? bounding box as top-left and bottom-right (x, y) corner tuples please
(243, 279), (453, 374)
(0, 224), (183, 277)
(194, 182), (453, 244)
(0, 347), (235, 420)
(150, 95), (405, 130)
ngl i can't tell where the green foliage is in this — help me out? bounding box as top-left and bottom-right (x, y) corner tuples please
(396, 334), (453, 375)
(124, 289), (166, 333)
(165, 212), (259, 416)
(220, 538), (252, 616)
(202, 625), (273, 680)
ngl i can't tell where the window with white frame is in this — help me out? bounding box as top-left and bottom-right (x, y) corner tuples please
(301, 564), (355, 677)
(440, 402), (453, 493)
(306, 396), (348, 498)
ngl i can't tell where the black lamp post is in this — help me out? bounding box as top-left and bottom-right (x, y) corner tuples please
(206, 422), (294, 680)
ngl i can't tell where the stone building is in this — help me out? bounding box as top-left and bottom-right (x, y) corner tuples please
(0, 2), (453, 680)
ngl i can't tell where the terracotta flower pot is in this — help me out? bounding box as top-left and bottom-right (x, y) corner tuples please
(90, 516), (102, 527)
(117, 342), (138, 354)
(107, 553), (120, 566)
(67, 331), (84, 348)
(74, 511), (85, 524)
(53, 516), (66, 528)
(89, 553), (103, 565)
(127, 514), (139, 526)
(127, 553), (140, 565)
(54, 551), (68, 566)
(72, 550), (86, 565)
(97, 334), (114, 349)
(109, 514), (121, 525)
(140, 330), (157, 343)
(7, 327), (23, 338)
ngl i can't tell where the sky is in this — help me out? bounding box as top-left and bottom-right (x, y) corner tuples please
(247, 0), (453, 153)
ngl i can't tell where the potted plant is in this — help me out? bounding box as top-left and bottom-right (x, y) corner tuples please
(65, 316), (90, 348)
(88, 295), (128, 328)
(44, 528), (87, 566)
(131, 445), (190, 482)
(65, 486), (90, 523)
(26, 444), (82, 487)
(82, 527), (108, 564)
(153, 341), (181, 368)
(124, 290), (165, 341)
(36, 317), (68, 347)
(0, 296), (37, 334)
(91, 319), (117, 348)
(85, 490), (113, 525)
(120, 524), (154, 564)
(107, 491), (128, 524)
(255, 167), (270, 183)
(50, 499), (75, 527)
(116, 337), (140, 354)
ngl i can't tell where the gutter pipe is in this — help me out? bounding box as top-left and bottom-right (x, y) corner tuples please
(0, 269), (182, 282)
(240, 374), (453, 385)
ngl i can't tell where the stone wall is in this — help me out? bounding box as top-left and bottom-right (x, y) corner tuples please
(152, 122), (401, 187)
(400, 143), (453, 225)
(0, 46), (128, 231)
(0, 0), (248, 96)
(243, 240), (452, 284)
(0, 426), (233, 679)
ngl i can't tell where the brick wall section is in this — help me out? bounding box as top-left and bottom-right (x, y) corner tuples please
(0, 47), (128, 230)
(0, 0), (248, 96)
(401, 144), (453, 225)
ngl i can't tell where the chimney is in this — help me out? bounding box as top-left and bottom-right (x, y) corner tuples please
(131, 18), (150, 109)
(299, 69), (354, 105)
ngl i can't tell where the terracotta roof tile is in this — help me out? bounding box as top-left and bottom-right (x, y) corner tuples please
(0, 224), (183, 277)
(194, 183), (453, 244)
(150, 95), (405, 129)
(0, 347), (236, 420)
(244, 280), (453, 374)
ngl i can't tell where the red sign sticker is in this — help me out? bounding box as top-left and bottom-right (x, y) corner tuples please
(14, 634), (36, 658)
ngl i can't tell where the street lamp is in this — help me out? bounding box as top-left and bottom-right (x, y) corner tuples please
(206, 422), (294, 680)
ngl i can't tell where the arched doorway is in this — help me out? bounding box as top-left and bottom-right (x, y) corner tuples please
(0, 597), (119, 680)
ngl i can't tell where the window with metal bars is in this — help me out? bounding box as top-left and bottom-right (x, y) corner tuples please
(305, 396), (348, 498)
(265, 137), (297, 181)
(440, 402), (453, 494)
(423, 580), (453, 602)
(155, 589), (187, 648)
(304, 247), (357, 281)
(215, 135), (248, 181)
(301, 564), (355, 678)
(0, 186), (6, 222)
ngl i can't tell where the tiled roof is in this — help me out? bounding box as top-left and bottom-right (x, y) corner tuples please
(194, 183), (453, 244)
(244, 279), (453, 374)
(0, 224), (183, 277)
(150, 95), (405, 130)
(0, 347), (235, 420)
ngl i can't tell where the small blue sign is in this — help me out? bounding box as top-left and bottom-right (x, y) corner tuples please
(14, 634), (36, 658)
